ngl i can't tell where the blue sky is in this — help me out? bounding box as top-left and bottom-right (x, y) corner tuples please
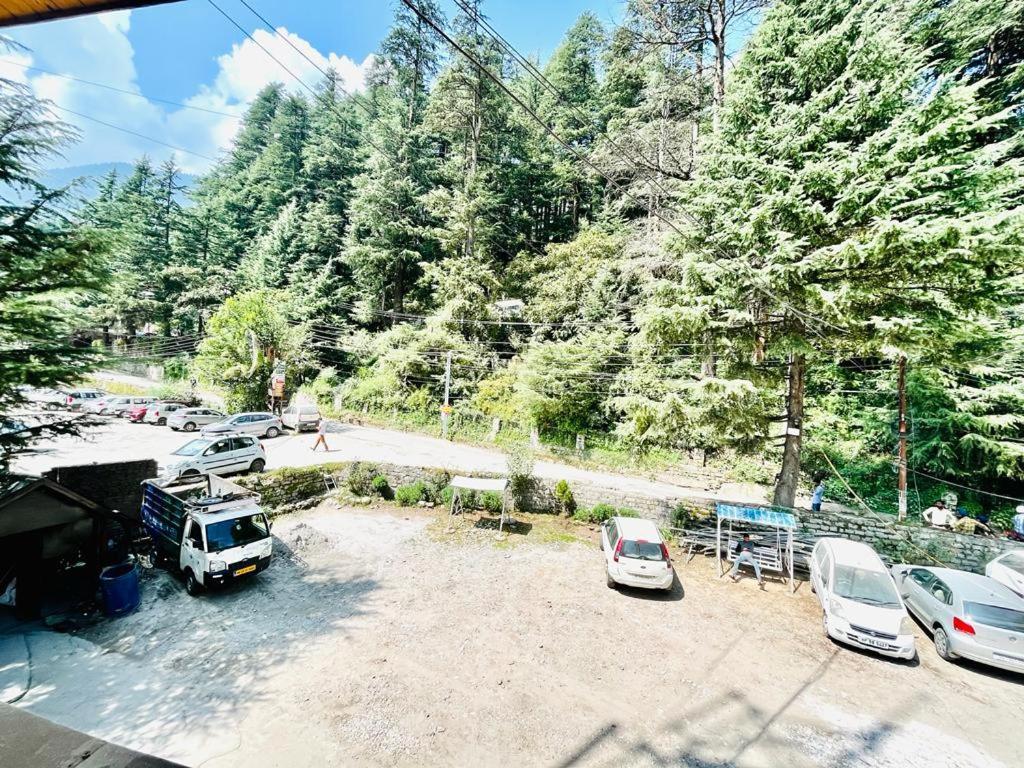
(4, 0), (621, 174)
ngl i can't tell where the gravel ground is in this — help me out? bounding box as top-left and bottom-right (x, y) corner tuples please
(7, 504), (1022, 767)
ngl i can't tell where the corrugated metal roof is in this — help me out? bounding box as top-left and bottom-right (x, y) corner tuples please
(0, 1), (181, 28)
(716, 503), (797, 530)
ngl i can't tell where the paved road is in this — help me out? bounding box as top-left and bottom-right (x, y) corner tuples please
(13, 414), (719, 502)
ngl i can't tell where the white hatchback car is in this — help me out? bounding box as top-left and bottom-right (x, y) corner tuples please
(985, 551), (1024, 598)
(810, 538), (916, 660)
(600, 516), (674, 591)
(158, 434), (267, 481)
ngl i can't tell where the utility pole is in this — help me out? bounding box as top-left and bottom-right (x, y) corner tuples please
(441, 350), (453, 440)
(897, 355), (908, 521)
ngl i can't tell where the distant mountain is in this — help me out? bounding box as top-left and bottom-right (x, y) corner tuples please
(37, 162), (197, 204)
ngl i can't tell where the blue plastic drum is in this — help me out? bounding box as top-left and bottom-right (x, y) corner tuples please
(99, 562), (140, 617)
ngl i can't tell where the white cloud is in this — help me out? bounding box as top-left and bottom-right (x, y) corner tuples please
(8, 13), (374, 175)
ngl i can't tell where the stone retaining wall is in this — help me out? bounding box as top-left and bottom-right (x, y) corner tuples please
(245, 460), (1022, 574)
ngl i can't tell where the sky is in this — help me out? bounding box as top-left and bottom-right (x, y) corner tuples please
(3, 0), (621, 175)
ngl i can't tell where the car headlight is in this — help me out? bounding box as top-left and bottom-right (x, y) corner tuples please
(830, 600), (845, 620)
(900, 616), (916, 635)
(210, 560), (227, 573)
(261, 541), (272, 557)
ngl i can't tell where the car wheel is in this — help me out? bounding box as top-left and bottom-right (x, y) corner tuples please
(933, 626), (956, 661)
(249, 459), (265, 473)
(181, 469), (201, 481)
(185, 570), (202, 597)
(157, 418), (166, 426)
(822, 612), (830, 637)
(265, 426), (280, 439)
(183, 421), (196, 432)
(45, 402), (59, 411)
(606, 570), (617, 589)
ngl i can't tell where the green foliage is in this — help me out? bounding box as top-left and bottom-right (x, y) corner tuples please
(371, 474), (391, 498)
(574, 502), (617, 523)
(347, 462), (379, 496)
(480, 491), (504, 514)
(553, 480), (576, 516)
(504, 443), (536, 510)
(616, 507), (639, 518)
(395, 481), (427, 506)
(303, 366), (341, 408)
(421, 469), (452, 504)
(162, 356), (190, 381)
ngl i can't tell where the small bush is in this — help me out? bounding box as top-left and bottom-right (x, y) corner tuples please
(395, 481), (427, 506)
(347, 462), (379, 496)
(504, 442), (536, 510)
(481, 491), (504, 514)
(553, 480), (576, 516)
(370, 475), (391, 498)
(163, 356), (190, 381)
(573, 502), (617, 524)
(421, 469), (452, 504)
(440, 486), (454, 507)
(616, 507), (640, 518)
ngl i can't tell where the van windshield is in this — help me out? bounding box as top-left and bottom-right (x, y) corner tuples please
(205, 514), (270, 552)
(833, 565), (902, 607)
(619, 539), (664, 561)
(174, 440), (209, 457)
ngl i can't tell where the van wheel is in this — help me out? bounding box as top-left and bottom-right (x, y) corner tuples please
(185, 570), (202, 597)
(183, 421), (196, 432)
(265, 426), (280, 439)
(249, 459), (265, 473)
(934, 626), (956, 661)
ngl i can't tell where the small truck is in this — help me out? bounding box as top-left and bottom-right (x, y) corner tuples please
(141, 474), (272, 596)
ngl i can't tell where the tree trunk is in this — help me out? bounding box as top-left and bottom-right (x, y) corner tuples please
(773, 353), (805, 509)
(711, 0), (727, 133)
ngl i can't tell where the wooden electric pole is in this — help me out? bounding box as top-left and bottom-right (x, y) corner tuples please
(897, 355), (908, 521)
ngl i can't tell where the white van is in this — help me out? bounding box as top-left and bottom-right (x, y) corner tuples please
(809, 537), (916, 660)
(158, 434), (266, 481)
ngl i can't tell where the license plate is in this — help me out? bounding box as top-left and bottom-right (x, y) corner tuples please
(860, 636), (889, 649)
(234, 564), (256, 576)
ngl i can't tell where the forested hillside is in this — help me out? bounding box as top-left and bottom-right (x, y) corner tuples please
(72, 0), (1024, 518)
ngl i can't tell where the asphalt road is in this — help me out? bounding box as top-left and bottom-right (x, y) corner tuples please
(12, 414), (715, 503)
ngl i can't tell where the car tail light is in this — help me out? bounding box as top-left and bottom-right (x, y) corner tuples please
(66, 396), (73, 404)
(660, 542), (671, 567)
(953, 616), (975, 635)
(613, 538), (623, 563)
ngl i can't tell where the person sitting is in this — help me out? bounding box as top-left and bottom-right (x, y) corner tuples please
(953, 509), (992, 536)
(728, 533), (765, 589)
(922, 500), (953, 529)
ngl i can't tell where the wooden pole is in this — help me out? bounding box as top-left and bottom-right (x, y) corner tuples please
(897, 356), (908, 521)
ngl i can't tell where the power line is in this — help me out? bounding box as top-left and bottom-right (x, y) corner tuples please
(0, 59), (244, 119)
(47, 104), (220, 163)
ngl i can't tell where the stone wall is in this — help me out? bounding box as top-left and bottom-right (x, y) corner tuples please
(244, 460), (1022, 574)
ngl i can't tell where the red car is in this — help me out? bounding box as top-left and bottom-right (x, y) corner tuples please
(127, 404), (150, 423)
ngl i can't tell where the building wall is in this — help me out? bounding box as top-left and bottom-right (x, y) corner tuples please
(46, 460), (157, 520)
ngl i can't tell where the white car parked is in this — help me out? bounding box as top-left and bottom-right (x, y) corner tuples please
(144, 401), (190, 426)
(600, 516), (674, 591)
(809, 538), (916, 660)
(281, 403), (321, 432)
(158, 434), (267, 481)
(985, 551), (1024, 598)
(104, 395), (157, 416)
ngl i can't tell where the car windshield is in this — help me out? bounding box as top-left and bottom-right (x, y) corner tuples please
(173, 440), (209, 457)
(833, 565), (902, 607)
(619, 539), (664, 561)
(965, 602), (1024, 633)
(1001, 553), (1024, 576)
(300, 406), (319, 415)
(205, 514), (270, 552)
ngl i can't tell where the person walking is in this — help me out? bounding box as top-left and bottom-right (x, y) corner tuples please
(312, 417), (329, 452)
(728, 533), (764, 588)
(811, 478), (826, 513)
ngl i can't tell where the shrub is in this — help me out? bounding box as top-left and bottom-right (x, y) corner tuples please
(504, 443), (536, 510)
(347, 462), (379, 496)
(440, 486), (454, 507)
(305, 367), (341, 408)
(421, 470), (452, 503)
(481, 491), (504, 514)
(395, 481), (427, 506)
(616, 507), (640, 518)
(370, 474), (391, 498)
(573, 503), (617, 524)
(553, 480), (576, 516)
(163, 356), (189, 381)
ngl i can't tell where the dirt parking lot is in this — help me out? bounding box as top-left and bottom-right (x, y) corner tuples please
(6, 504), (1022, 767)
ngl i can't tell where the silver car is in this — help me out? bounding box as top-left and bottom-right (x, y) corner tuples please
(893, 565), (1024, 674)
(64, 388), (106, 411)
(167, 407), (226, 432)
(105, 395), (156, 417)
(281, 403), (321, 432)
(143, 401), (190, 426)
(201, 412), (283, 439)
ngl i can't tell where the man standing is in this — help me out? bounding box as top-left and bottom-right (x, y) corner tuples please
(728, 533), (764, 588)
(312, 418), (329, 452)
(811, 478), (826, 512)
(1010, 505), (1024, 542)
(922, 500), (953, 529)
